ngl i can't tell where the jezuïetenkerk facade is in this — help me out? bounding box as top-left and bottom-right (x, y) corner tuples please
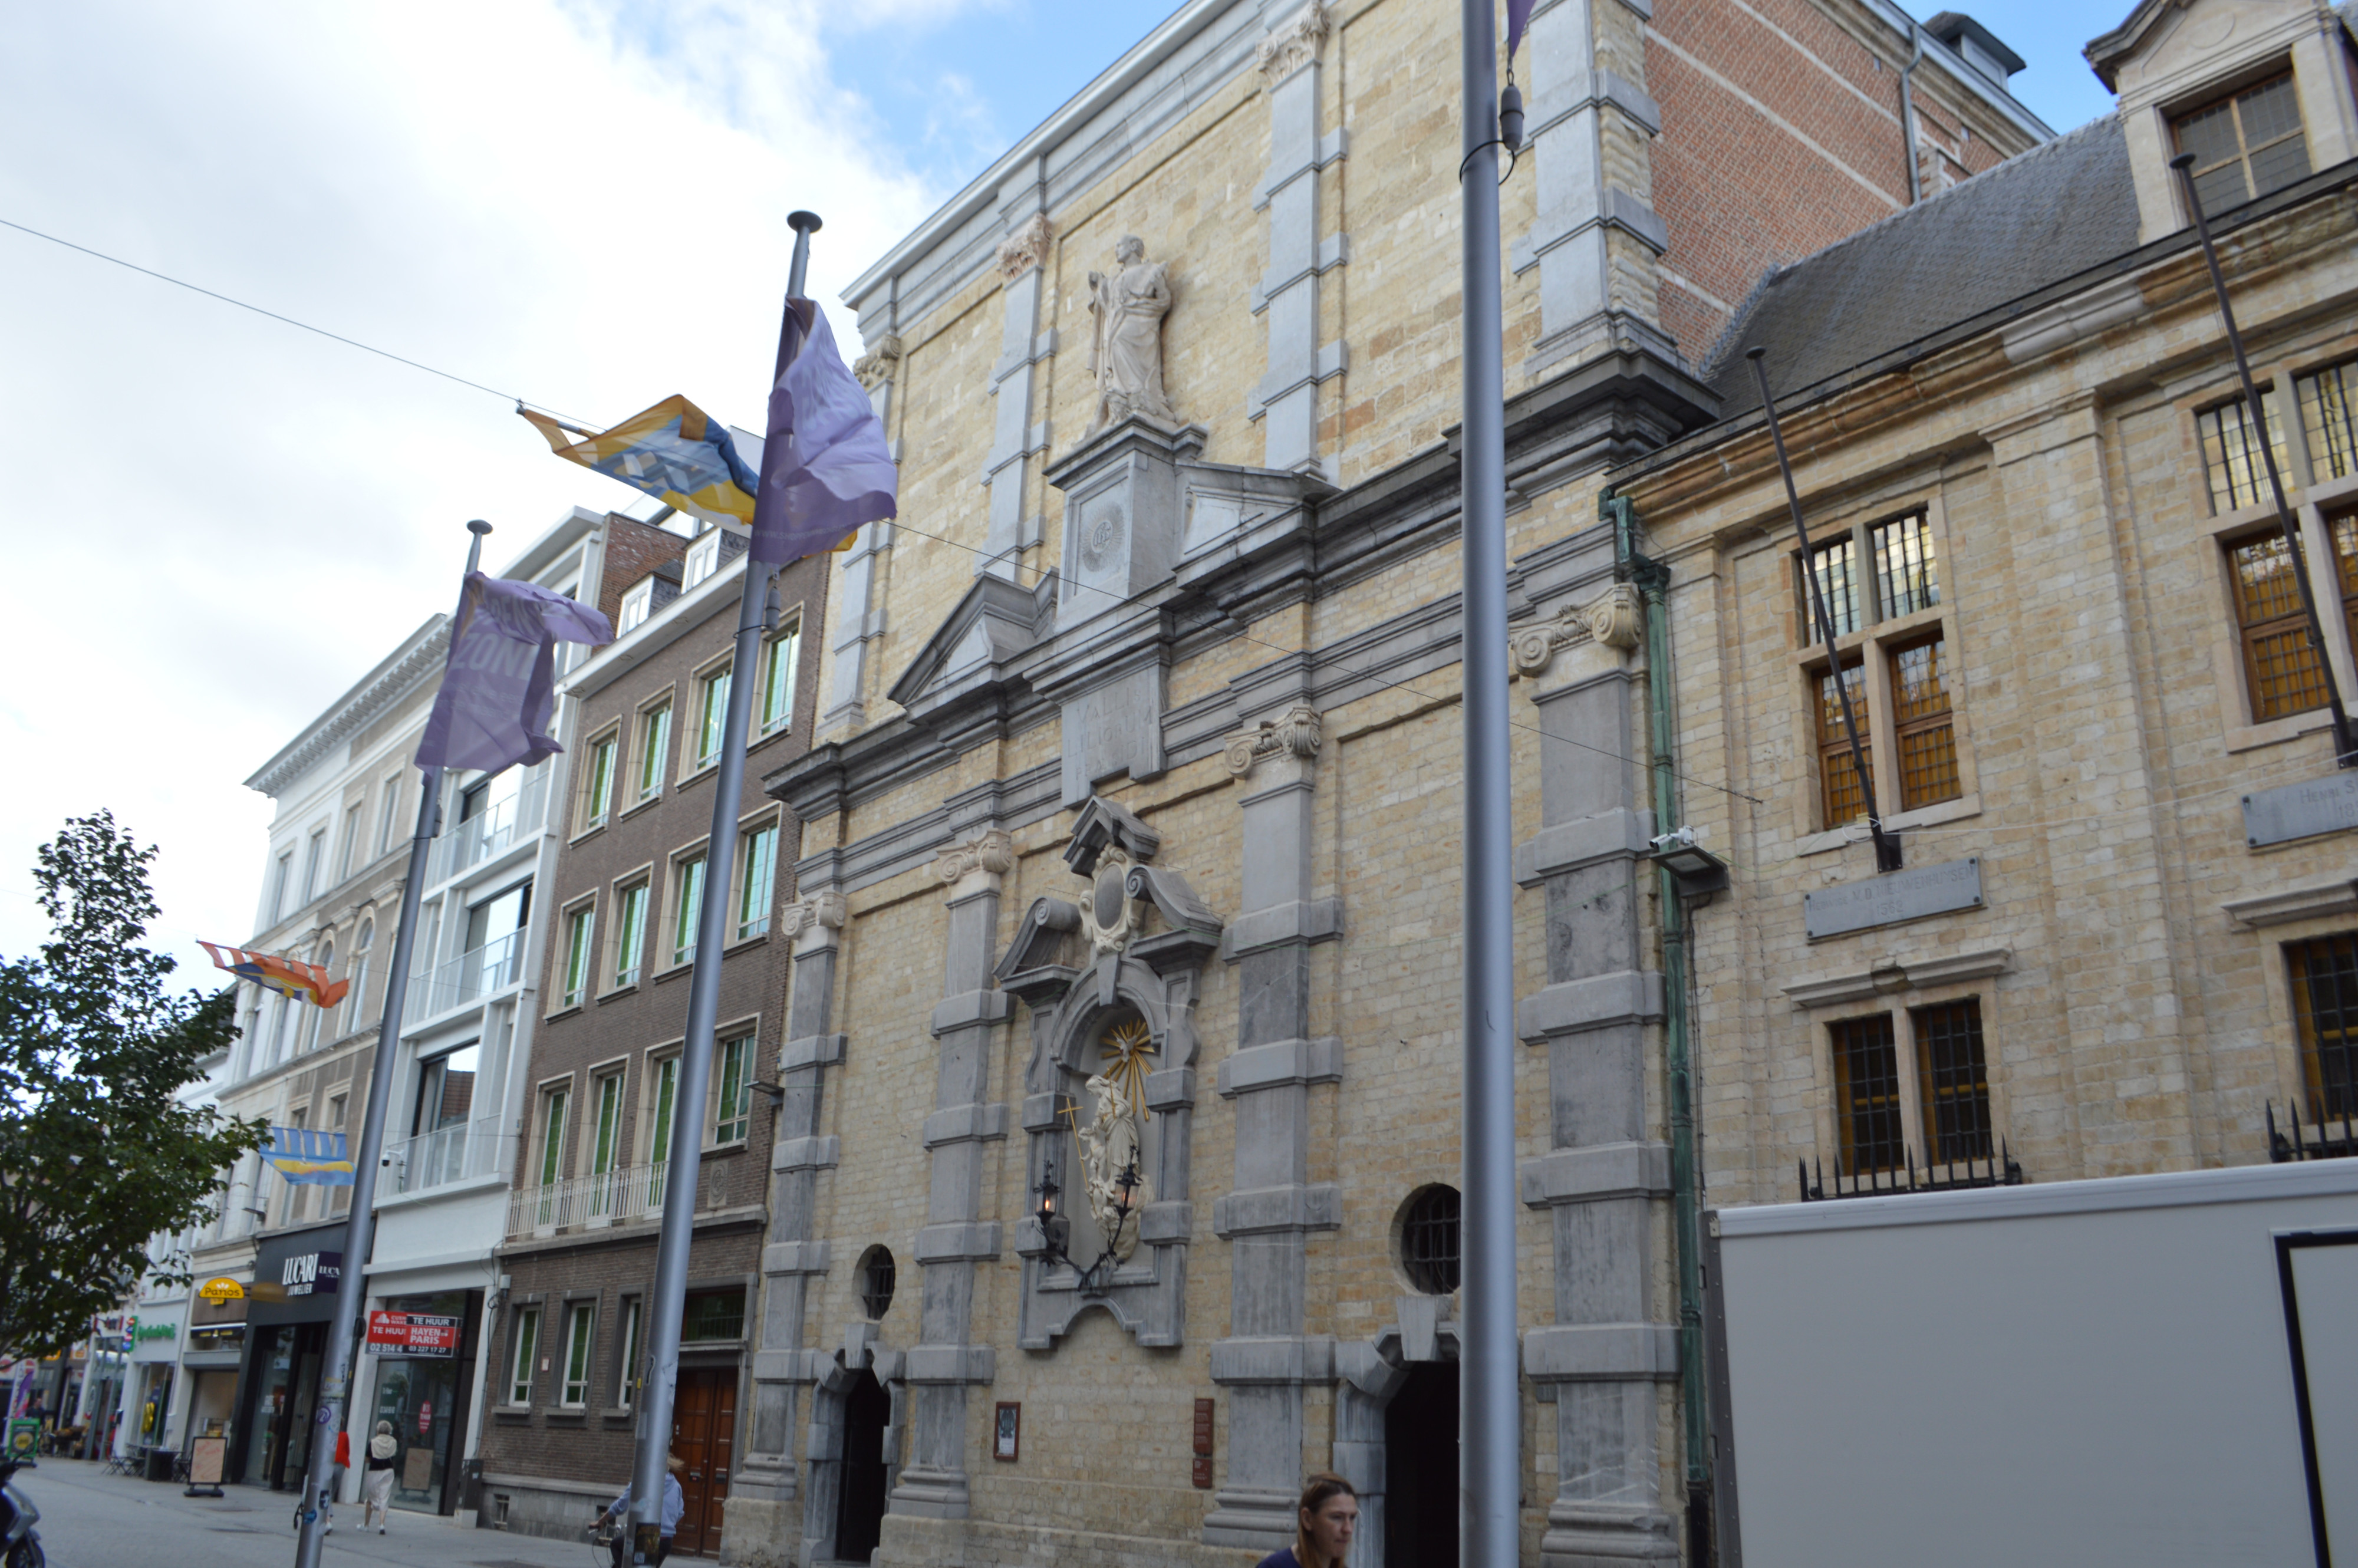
(691, 0), (2358, 1563)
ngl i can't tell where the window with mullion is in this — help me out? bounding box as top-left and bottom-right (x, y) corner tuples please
(694, 666), (732, 770)
(1830, 1014), (1905, 1175)
(2330, 510), (2358, 663)
(612, 884), (648, 988)
(759, 625), (801, 736)
(561, 1303), (596, 1407)
(713, 1033), (754, 1145)
(1870, 513), (1939, 620)
(2174, 71), (2310, 216)
(615, 1298), (643, 1409)
(671, 857), (706, 970)
(2300, 359), (2358, 482)
(537, 1088), (569, 1188)
(2199, 389), (2291, 514)
(509, 1307), (541, 1405)
(1890, 634), (1961, 809)
(737, 824), (778, 941)
(2286, 933), (2358, 1121)
(561, 905), (595, 1009)
(636, 704), (672, 802)
(581, 734), (618, 831)
(646, 1055), (679, 1168)
(1814, 658), (1871, 828)
(1911, 999), (1994, 1165)
(1798, 535), (1862, 644)
(2229, 530), (2330, 719)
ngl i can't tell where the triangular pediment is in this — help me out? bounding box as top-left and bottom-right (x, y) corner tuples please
(885, 569), (1057, 715)
(2086, 0), (2322, 94)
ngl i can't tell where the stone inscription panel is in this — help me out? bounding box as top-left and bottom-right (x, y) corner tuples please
(2243, 772), (2358, 849)
(1804, 858), (1983, 941)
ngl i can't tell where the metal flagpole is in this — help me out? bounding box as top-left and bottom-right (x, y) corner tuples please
(293, 518), (492, 1568)
(624, 209), (821, 1564)
(1457, 4), (1520, 1566)
(1747, 348), (1903, 872)
(2171, 151), (2356, 767)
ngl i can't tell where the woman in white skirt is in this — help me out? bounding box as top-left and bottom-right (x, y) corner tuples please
(363, 1421), (400, 1533)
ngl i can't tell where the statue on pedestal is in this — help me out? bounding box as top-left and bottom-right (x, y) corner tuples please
(1086, 236), (1178, 433)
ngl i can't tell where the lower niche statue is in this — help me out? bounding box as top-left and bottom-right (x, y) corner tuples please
(1077, 1063), (1153, 1262)
(1086, 235), (1180, 433)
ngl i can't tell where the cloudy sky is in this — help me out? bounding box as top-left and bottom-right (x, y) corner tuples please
(0, 0), (2117, 989)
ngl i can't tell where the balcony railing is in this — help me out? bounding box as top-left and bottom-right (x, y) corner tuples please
(2268, 1100), (2357, 1161)
(434, 767), (551, 882)
(412, 929), (526, 1018)
(385, 1112), (513, 1196)
(505, 1159), (729, 1238)
(1799, 1142), (2023, 1201)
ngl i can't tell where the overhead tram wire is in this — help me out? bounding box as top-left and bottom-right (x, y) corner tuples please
(1, 210), (1761, 808)
(0, 214), (598, 430)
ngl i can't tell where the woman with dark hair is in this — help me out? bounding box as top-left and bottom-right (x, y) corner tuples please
(1254, 1473), (1359, 1568)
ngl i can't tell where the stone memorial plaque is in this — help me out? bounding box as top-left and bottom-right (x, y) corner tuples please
(1805, 857), (1982, 940)
(2242, 772), (2358, 849)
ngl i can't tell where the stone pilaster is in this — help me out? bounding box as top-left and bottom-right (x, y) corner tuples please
(894, 830), (1016, 1517)
(1205, 703), (1343, 1552)
(1249, 2), (1346, 477)
(819, 524), (891, 740)
(1511, 579), (1680, 1568)
(733, 888), (848, 1565)
(982, 211), (1056, 578)
(1509, 0), (1675, 378)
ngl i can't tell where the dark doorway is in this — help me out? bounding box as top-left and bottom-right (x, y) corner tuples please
(1386, 1361), (1458, 1568)
(833, 1371), (891, 1563)
(670, 1368), (737, 1556)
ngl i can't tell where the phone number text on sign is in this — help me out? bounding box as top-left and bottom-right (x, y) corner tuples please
(365, 1312), (460, 1357)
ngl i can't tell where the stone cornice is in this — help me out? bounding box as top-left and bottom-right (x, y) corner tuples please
(245, 617), (447, 797)
(763, 342), (1714, 834)
(1615, 162), (2358, 516)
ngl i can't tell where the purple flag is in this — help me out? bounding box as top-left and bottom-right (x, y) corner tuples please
(414, 574), (612, 775)
(749, 296), (898, 567)
(1507, 0), (1533, 58)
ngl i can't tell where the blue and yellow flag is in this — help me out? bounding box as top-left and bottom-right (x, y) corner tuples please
(520, 396), (758, 529)
(262, 1127), (355, 1186)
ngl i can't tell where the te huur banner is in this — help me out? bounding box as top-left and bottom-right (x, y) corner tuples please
(366, 1312), (459, 1358)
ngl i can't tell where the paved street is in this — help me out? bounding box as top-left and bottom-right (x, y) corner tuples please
(17, 1458), (598, 1568)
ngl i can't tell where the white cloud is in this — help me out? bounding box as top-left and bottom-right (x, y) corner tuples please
(0, 0), (960, 984)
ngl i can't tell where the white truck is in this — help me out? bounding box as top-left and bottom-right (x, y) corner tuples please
(1706, 1159), (2357, 1566)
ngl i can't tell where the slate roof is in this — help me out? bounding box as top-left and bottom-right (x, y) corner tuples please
(1704, 112), (2138, 418)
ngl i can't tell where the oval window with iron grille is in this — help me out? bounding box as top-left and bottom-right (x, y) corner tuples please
(1397, 1184), (1461, 1294)
(859, 1245), (896, 1321)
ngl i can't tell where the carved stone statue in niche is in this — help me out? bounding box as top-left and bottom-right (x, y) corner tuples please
(1077, 1018), (1156, 1263)
(1086, 236), (1179, 433)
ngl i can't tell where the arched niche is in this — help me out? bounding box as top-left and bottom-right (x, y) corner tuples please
(997, 796), (1221, 1350)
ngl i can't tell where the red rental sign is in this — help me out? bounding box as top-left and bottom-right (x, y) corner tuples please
(366, 1312), (460, 1358)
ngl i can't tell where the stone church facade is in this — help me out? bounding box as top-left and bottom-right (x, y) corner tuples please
(710, 0), (2069, 1565)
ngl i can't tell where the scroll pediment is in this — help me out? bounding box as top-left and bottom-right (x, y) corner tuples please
(886, 570), (1056, 717)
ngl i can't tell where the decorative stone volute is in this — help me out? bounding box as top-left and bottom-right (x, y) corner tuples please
(1510, 583), (1644, 678)
(851, 334), (903, 391)
(1256, 2), (1329, 83)
(996, 214), (1055, 282)
(934, 829), (1017, 886)
(781, 889), (847, 938)
(1222, 704), (1322, 782)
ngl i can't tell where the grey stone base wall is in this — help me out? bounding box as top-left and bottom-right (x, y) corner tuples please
(720, 1493), (802, 1568)
(877, 1511), (1265, 1568)
(475, 1473), (615, 1544)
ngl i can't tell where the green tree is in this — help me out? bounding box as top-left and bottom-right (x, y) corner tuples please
(0, 812), (268, 1355)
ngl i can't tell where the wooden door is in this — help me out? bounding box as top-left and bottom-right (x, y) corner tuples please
(670, 1368), (737, 1555)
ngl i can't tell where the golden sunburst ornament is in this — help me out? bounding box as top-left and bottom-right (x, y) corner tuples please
(1099, 1017), (1157, 1120)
